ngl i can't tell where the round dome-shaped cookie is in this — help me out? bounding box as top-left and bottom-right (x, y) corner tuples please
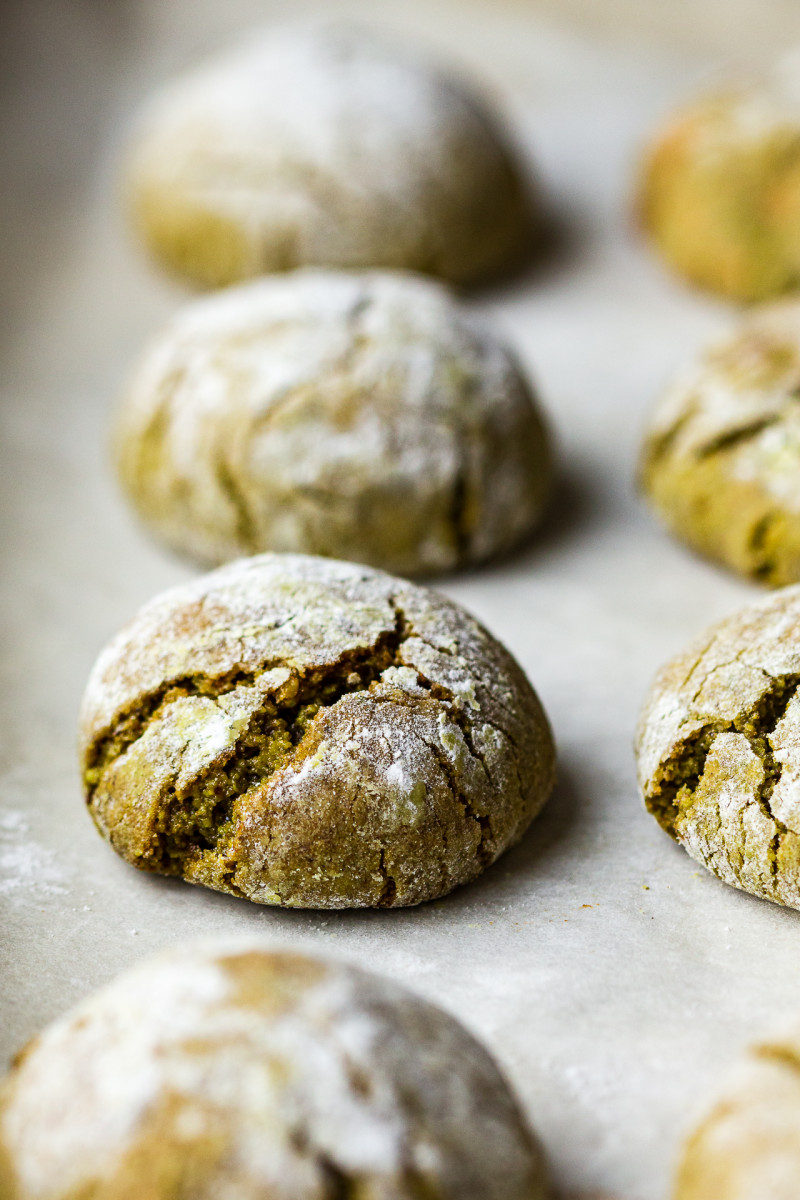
(0, 940), (548, 1199)
(636, 585), (800, 910)
(639, 302), (800, 587)
(115, 270), (552, 576)
(675, 1018), (800, 1200)
(124, 23), (534, 288)
(79, 554), (555, 909)
(638, 54), (800, 301)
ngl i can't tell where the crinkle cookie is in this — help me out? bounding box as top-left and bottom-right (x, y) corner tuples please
(0, 941), (548, 1200)
(639, 52), (800, 300)
(636, 585), (800, 910)
(79, 554), (555, 909)
(639, 302), (800, 587)
(115, 270), (552, 576)
(675, 1017), (800, 1200)
(124, 22), (534, 288)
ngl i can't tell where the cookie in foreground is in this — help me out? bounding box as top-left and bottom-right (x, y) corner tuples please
(80, 553), (556, 908)
(675, 1015), (800, 1200)
(125, 22), (536, 288)
(0, 940), (548, 1199)
(636, 584), (800, 909)
(638, 51), (800, 300)
(639, 302), (800, 587)
(115, 270), (552, 576)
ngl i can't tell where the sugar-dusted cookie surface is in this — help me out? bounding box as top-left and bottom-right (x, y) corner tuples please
(0, 941), (548, 1199)
(125, 22), (535, 287)
(639, 302), (800, 587)
(116, 270), (552, 576)
(80, 554), (555, 909)
(636, 584), (800, 910)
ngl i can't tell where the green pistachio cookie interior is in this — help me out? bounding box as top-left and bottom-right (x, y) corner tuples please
(636, 584), (800, 910)
(639, 301), (800, 587)
(79, 553), (555, 909)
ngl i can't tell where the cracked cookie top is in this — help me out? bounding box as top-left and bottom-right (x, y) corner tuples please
(115, 269), (552, 577)
(639, 302), (800, 586)
(636, 584), (800, 909)
(79, 553), (555, 909)
(0, 939), (548, 1200)
(676, 1014), (800, 1200)
(124, 22), (534, 288)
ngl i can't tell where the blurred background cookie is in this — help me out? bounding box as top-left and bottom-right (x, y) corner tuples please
(80, 553), (556, 909)
(675, 1014), (800, 1200)
(638, 51), (800, 301)
(124, 22), (536, 288)
(639, 302), (800, 586)
(0, 940), (548, 1199)
(636, 585), (800, 911)
(115, 270), (552, 576)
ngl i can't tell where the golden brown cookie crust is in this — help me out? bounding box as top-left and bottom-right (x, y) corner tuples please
(79, 554), (555, 909)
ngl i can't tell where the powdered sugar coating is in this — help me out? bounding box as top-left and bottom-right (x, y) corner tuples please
(125, 22), (533, 287)
(644, 303), (800, 469)
(116, 269), (551, 576)
(0, 940), (547, 1199)
(79, 554), (555, 909)
(640, 302), (800, 585)
(636, 584), (800, 910)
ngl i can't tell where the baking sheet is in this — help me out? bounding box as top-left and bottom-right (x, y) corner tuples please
(2, 3), (795, 1198)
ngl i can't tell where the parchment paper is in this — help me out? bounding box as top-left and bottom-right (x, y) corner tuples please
(2, 3), (796, 1198)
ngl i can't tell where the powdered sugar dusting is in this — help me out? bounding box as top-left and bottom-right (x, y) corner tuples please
(77, 553), (554, 909)
(1, 941), (545, 1199)
(636, 585), (800, 909)
(0, 810), (68, 905)
(126, 22), (530, 284)
(115, 268), (548, 575)
(644, 302), (800, 515)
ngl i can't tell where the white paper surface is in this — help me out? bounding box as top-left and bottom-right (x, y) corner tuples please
(1, 4), (795, 1198)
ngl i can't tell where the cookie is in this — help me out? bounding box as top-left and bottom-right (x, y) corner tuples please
(676, 1018), (800, 1200)
(115, 270), (552, 576)
(638, 54), (800, 300)
(125, 23), (534, 288)
(0, 940), (548, 1199)
(636, 585), (800, 910)
(79, 554), (556, 909)
(639, 302), (800, 587)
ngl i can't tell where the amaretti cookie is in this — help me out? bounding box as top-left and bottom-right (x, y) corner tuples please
(675, 1016), (800, 1200)
(115, 270), (552, 576)
(0, 941), (548, 1199)
(639, 54), (800, 300)
(79, 554), (555, 909)
(639, 302), (800, 587)
(636, 585), (800, 910)
(125, 22), (535, 288)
